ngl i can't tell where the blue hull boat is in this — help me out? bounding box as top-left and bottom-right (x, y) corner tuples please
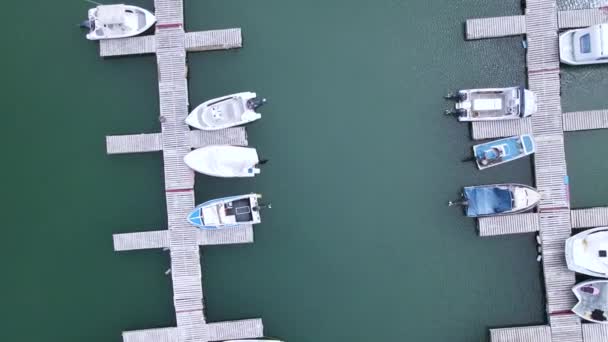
(188, 194), (265, 229)
(473, 134), (535, 170)
(449, 183), (541, 217)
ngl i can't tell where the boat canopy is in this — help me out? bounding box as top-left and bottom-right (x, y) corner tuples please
(97, 5), (126, 25)
(464, 187), (513, 217)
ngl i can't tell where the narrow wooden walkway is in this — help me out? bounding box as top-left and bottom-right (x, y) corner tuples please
(102, 1), (265, 341)
(466, 2), (608, 341)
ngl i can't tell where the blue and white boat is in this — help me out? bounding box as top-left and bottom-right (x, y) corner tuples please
(473, 134), (535, 170)
(188, 194), (266, 229)
(449, 183), (541, 217)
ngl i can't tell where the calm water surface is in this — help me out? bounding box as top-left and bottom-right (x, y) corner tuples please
(1, 0), (607, 341)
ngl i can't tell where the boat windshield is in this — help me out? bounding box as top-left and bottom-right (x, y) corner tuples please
(464, 186), (513, 217)
(580, 33), (592, 54)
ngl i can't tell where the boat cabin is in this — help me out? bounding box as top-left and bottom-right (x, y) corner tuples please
(573, 24), (608, 62)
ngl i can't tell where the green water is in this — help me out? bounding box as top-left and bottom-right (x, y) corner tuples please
(3, 0), (608, 341)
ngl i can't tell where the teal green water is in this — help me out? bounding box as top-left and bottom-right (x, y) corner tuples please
(2, 1), (608, 341)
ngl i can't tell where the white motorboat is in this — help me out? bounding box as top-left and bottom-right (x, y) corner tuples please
(184, 145), (264, 177)
(559, 24), (608, 65)
(445, 87), (537, 121)
(188, 194), (266, 229)
(82, 4), (156, 40)
(565, 227), (608, 277)
(572, 280), (608, 323)
(449, 183), (541, 217)
(186, 92), (265, 130)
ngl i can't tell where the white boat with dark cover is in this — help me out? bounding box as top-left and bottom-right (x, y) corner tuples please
(445, 86), (537, 121)
(560, 24), (608, 65)
(184, 145), (264, 177)
(82, 4), (156, 40)
(572, 280), (608, 323)
(566, 227), (608, 277)
(449, 183), (541, 218)
(188, 194), (266, 229)
(186, 92), (265, 130)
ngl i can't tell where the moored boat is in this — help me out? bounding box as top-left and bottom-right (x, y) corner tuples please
(472, 134), (535, 170)
(565, 227), (608, 277)
(572, 280), (608, 323)
(188, 194), (268, 229)
(186, 92), (266, 131)
(559, 24), (608, 65)
(184, 145), (265, 177)
(448, 183), (541, 217)
(445, 86), (537, 121)
(82, 4), (156, 40)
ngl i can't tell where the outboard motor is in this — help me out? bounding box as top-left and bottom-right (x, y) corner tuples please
(80, 20), (92, 30)
(247, 97), (267, 110)
(253, 203), (272, 211)
(444, 92), (467, 101)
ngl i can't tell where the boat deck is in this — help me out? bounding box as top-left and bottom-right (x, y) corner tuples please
(465, 3), (608, 342)
(102, 0), (265, 341)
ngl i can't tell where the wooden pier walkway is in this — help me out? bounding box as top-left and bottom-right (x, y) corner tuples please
(465, 3), (608, 342)
(102, 1), (265, 341)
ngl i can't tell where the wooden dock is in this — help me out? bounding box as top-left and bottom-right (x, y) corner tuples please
(465, 3), (608, 342)
(102, 1), (265, 341)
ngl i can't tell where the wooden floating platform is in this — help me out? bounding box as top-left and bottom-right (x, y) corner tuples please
(101, 0), (265, 341)
(106, 129), (248, 154)
(558, 8), (608, 29)
(465, 15), (526, 40)
(113, 226), (255, 251)
(100, 29), (242, 57)
(490, 325), (551, 342)
(563, 109), (608, 132)
(571, 207), (608, 229)
(466, 1), (608, 340)
(582, 323), (608, 342)
(121, 320), (264, 342)
(466, 8), (608, 41)
(477, 213), (539, 237)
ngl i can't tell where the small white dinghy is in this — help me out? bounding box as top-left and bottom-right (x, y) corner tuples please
(565, 227), (608, 277)
(572, 280), (608, 323)
(186, 92), (266, 131)
(445, 87), (537, 121)
(559, 24), (608, 65)
(82, 4), (156, 40)
(184, 145), (264, 177)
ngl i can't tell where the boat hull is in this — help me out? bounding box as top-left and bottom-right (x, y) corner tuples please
(572, 280), (608, 323)
(473, 134), (535, 170)
(453, 87), (537, 121)
(184, 145), (260, 177)
(188, 194), (262, 229)
(462, 183), (540, 217)
(559, 25), (608, 65)
(186, 92), (262, 131)
(85, 5), (156, 40)
(565, 227), (608, 278)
